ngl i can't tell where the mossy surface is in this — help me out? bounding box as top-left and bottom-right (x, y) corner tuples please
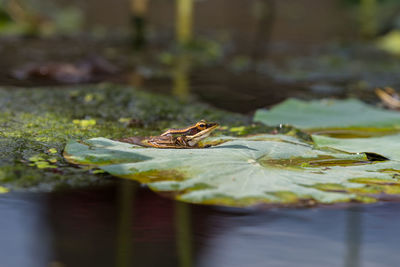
(0, 83), (247, 191)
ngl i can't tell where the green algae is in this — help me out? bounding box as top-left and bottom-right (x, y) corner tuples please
(0, 84), (246, 191)
(28, 154), (58, 169)
(0, 162), (110, 190)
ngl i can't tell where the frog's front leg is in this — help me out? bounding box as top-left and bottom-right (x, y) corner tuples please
(175, 136), (191, 147)
(176, 136), (209, 148)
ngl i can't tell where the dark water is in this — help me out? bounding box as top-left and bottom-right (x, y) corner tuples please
(0, 179), (399, 267)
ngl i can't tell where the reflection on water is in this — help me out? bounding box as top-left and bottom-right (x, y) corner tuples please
(116, 180), (136, 267)
(344, 207), (362, 267)
(0, 180), (399, 267)
(175, 202), (193, 267)
(0, 194), (51, 267)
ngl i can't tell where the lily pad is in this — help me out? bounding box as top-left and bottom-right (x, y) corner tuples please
(64, 135), (400, 207)
(254, 98), (400, 130)
(313, 133), (400, 160)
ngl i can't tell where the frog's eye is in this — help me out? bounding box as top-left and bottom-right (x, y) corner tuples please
(198, 123), (206, 129)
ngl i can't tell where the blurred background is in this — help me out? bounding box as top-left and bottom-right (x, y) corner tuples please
(2, 1), (400, 267)
(2, 0), (400, 112)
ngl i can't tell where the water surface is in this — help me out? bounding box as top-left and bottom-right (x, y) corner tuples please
(0, 180), (399, 267)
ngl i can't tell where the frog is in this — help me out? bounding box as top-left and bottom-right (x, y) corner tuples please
(119, 120), (219, 148)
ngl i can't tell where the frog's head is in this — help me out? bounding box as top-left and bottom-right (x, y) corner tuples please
(186, 120), (219, 146)
(194, 120), (218, 131)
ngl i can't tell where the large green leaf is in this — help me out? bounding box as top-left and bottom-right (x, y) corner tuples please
(254, 98), (400, 129)
(64, 135), (400, 207)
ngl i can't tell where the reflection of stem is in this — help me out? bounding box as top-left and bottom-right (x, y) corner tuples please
(116, 180), (136, 267)
(130, 0), (149, 48)
(175, 202), (193, 267)
(344, 207), (362, 267)
(173, 53), (190, 101)
(176, 0), (193, 45)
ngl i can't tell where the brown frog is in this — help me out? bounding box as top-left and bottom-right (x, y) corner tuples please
(119, 120), (219, 148)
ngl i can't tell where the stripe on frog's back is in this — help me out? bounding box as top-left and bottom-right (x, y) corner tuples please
(161, 127), (201, 136)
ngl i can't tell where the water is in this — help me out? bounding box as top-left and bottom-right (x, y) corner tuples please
(0, 180), (399, 267)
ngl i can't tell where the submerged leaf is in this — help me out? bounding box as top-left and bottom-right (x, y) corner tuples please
(64, 135), (400, 207)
